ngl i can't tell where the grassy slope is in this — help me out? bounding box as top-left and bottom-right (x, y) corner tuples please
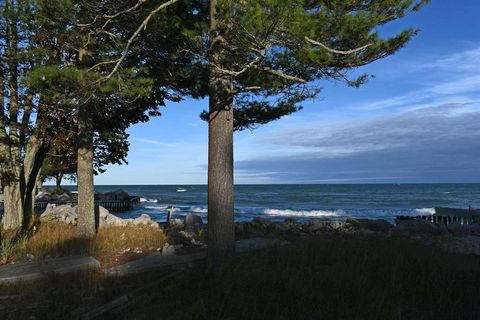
(2, 234), (480, 319)
(1, 222), (167, 267)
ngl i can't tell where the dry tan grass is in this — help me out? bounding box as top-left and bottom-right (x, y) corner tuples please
(2, 222), (167, 267)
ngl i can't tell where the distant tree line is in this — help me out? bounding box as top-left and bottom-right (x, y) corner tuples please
(0, 0), (429, 266)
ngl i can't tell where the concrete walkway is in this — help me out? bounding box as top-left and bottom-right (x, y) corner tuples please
(0, 257), (100, 284)
(104, 237), (289, 276)
(0, 238), (289, 283)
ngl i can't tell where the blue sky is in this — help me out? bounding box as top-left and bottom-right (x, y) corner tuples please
(94, 0), (480, 185)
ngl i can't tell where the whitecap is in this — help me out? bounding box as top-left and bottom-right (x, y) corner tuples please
(140, 198), (158, 203)
(262, 208), (344, 217)
(144, 205), (177, 212)
(415, 207), (436, 215)
(191, 207), (208, 214)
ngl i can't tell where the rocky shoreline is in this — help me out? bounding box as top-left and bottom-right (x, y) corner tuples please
(38, 202), (480, 258)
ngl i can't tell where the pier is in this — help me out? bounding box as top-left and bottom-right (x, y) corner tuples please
(33, 196), (141, 214)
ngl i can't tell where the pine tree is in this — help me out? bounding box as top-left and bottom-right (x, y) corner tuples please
(197, 0), (430, 266)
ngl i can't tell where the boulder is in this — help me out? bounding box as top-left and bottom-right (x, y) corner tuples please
(393, 219), (441, 235)
(447, 221), (464, 235)
(305, 219), (332, 233)
(40, 204), (77, 225)
(168, 218), (185, 230)
(466, 221), (480, 236)
(161, 243), (175, 256)
(185, 213), (204, 232)
(98, 206), (131, 227)
(235, 222), (246, 233)
(133, 214), (152, 225)
(35, 191), (54, 203)
(346, 218), (393, 233)
(56, 193), (73, 202)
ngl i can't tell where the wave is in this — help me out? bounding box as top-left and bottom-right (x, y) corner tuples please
(261, 208), (344, 217)
(140, 198), (158, 203)
(191, 207), (208, 214)
(143, 205), (180, 212)
(415, 207), (436, 215)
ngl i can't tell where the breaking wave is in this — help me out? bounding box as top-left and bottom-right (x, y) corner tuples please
(261, 208), (344, 217)
(415, 207), (436, 215)
(140, 198), (158, 203)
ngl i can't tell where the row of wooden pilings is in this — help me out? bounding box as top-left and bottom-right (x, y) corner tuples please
(396, 215), (478, 225)
(33, 196), (141, 214)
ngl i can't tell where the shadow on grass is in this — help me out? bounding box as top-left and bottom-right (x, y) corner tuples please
(2, 234), (480, 320)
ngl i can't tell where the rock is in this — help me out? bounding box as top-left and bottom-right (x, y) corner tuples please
(305, 219), (331, 233)
(100, 189), (130, 201)
(161, 243), (175, 256)
(26, 254), (35, 261)
(346, 218), (393, 233)
(447, 221), (464, 235)
(235, 222), (246, 233)
(168, 218), (184, 230)
(40, 204), (77, 225)
(98, 207), (131, 227)
(35, 191), (53, 202)
(393, 219), (441, 235)
(466, 221), (480, 236)
(329, 220), (344, 231)
(56, 193), (72, 202)
(185, 214), (204, 232)
(133, 214), (152, 225)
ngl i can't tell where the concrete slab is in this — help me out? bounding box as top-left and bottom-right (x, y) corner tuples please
(104, 237), (289, 277)
(0, 256), (100, 284)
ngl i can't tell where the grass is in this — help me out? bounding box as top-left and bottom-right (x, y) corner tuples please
(0, 221), (167, 267)
(2, 234), (480, 319)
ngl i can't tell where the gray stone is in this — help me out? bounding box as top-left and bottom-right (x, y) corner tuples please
(40, 204), (77, 225)
(132, 214), (152, 225)
(98, 206), (131, 227)
(466, 221), (480, 236)
(393, 219), (440, 235)
(235, 222), (246, 233)
(168, 218), (184, 230)
(305, 219), (331, 233)
(185, 213), (204, 232)
(161, 243), (175, 256)
(447, 221), (464, 235)
(346, 218), (393, 233)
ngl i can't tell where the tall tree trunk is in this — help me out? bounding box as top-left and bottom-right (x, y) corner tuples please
(77, 105), (95, 237)
(2, 179), (23, 231)
(207, 0), (236, 267)
(2, 1), (24, 231)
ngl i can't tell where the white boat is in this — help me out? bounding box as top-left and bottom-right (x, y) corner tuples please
(177, 187), (187, 193)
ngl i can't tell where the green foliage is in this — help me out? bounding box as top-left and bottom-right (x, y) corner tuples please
(193, 0), (430, 130)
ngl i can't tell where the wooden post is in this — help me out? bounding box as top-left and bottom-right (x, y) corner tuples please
(166, 206), (174, 226)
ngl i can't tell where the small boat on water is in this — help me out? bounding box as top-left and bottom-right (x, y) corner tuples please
(177, 187), (187, 193)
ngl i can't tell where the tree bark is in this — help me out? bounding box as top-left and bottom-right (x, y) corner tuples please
(77, 105), (95, 237)
(207, 0), (236, 268)
(2, 181), (23, 231)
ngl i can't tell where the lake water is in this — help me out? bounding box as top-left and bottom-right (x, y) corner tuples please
(63, 184), (480, 223)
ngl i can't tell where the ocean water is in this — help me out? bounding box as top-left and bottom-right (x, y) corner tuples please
(64, 184), (480, 223)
